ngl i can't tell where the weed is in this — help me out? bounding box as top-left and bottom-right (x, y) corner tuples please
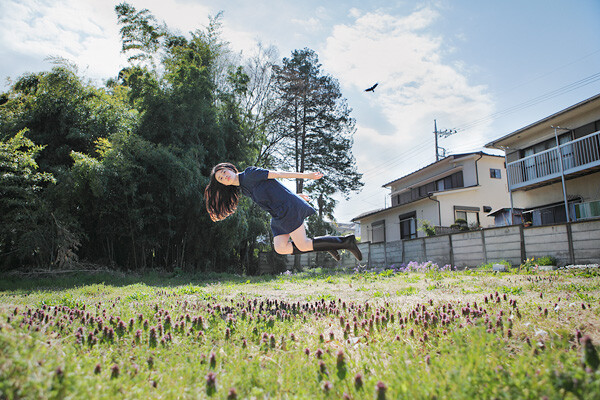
(396, 286), (418, 296)
(1, 268), (599, 399)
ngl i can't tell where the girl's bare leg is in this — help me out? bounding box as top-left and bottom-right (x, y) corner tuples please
(273, 233), (292, 254)
(289, 224), (313, 252)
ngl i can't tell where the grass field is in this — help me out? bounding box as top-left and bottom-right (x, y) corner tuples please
(1, 264), (600, 399)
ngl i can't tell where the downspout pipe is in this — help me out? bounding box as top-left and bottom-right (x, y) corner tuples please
(427, 193), (442, 228)
(474, 152), (483, 186)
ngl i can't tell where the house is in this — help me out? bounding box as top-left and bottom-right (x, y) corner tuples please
(485, 93), (600, 226)
(486, 207), (524, 227)
(352, 152), (510, 243)
(330, 221), (359, 237)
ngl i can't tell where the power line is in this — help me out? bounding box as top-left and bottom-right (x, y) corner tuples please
(358, 140), (432, 177)
(358, 71), (600, 183)
(339, 60), (600, 221)
(456, 72), (600, 132)
(494, 48), (600, 97)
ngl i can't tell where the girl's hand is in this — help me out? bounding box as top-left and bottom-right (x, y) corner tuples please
(306, 171), (324, 180)
(298, 194), (311, 202)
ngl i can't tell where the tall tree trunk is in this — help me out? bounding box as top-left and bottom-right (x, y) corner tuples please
(299, 86), (307, 194)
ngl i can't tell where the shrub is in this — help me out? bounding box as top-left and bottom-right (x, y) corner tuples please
(520, 256), (557, 271)
(418, 219), (436, 237)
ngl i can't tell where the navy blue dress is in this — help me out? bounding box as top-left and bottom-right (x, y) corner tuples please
(238, 167), (316, 236)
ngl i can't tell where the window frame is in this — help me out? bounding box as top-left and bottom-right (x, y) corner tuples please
(399, 212), (417, 240)
(371, 220), (386, 243)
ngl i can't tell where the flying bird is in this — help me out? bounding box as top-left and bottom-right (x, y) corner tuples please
(364, 83), (378, 92)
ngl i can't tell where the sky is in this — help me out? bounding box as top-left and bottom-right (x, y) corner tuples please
(1, 0), (600, 223)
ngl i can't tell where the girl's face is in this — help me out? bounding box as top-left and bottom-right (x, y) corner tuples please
(215, 168), (237, 186)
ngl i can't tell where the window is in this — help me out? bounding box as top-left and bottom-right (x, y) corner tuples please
(520, 132), (573, 159)
(574, 200), (600, 220)
(372, 220), (385, 243)
(490, 168), (501, 179)
(395, 171), (464, 207)
(455, 210), (479, 227)
(399, 213), (417, 240)
(436, 171), (463, 191)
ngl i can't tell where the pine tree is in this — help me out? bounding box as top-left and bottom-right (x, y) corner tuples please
(272, 48), (363, 228)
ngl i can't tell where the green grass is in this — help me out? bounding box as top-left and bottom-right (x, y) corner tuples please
(1, 268), (600, 399)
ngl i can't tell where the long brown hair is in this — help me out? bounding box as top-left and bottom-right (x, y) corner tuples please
(204, 163), (240, 222)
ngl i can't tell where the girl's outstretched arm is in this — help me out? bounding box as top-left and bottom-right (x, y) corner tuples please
(267, 170), (324, 180)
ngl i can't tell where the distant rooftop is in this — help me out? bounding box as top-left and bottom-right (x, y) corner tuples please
(382, 151), (502, 188)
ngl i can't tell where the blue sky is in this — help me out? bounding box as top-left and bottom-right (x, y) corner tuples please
(1, 0), (599, 222)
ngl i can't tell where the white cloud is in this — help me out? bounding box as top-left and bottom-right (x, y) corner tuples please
(0, 0), (221, 84)
(0, 0), (125, 83)
(291, 17), (322, 31)
(322, 6), (495, 221)
(322, 6), (494, 169)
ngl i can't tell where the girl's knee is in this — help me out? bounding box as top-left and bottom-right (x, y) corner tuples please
(274, 242), (289, 255)
(294, 240), (312, 252)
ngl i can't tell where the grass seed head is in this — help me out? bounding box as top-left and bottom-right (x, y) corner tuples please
(336, 349), (345, 366)
(319, 361), (327, 375)
(354, 373), (363, 390)
(581, 335), (600, 371)
(376, 381), (387, 400)
(206, 372), (217, 395)
(227, 387), (238, 399)
(110, 364), (119, 379)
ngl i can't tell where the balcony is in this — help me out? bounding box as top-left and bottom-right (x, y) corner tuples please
(506, 130), (600, 190)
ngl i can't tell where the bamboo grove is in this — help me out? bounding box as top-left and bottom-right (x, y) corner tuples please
(0, 3), (362, 273)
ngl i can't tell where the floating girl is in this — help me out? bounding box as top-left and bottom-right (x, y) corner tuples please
(204, 163), (362, 261)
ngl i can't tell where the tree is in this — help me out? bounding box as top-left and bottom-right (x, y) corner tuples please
(0, 61), (137, 174)
(272, 48), (363, 225)
(111, 3), (268, 272)
(0, 130), (59, 269)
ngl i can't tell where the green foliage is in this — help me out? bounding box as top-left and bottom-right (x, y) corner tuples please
(450, 218), (469, 231)
(396, 286), (418, 295)
(0, 4), (361, 275)
(115, 2), (166, 65)
(418, 219), (436, 236)
(520, 256), (557, 271)
(0, 130), (62, 269)
(1, 63), (137, 172)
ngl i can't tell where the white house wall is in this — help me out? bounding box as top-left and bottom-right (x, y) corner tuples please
(359, 199), (438, 242)
(434, 156), (509, 227)
(389, 155), (478, 193)
(512, 170), (600, 209)
(493, 96), (600, 151)
(358, 155), (510, 242)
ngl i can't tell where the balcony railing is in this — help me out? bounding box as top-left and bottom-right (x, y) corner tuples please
(506, 130), (600, 190)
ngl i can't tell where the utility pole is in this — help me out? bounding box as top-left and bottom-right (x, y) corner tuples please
(434, 119), (457, 161)
(434, 120), (439, 161)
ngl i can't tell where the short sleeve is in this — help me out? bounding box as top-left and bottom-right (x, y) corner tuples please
(240, 167), (269, 189)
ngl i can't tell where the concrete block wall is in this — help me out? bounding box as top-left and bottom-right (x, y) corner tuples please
(386, 241), (404, 265)
(403, 239), (426, 263)
(571, 219), (600, 264)
(452, 231), (486, 268)
(483, 226), (522, 267)
(259, 218), (600, 273)
(523, 225), (570, 263)
(369, 242), (386, 265)
(424, 236), (452, 266)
